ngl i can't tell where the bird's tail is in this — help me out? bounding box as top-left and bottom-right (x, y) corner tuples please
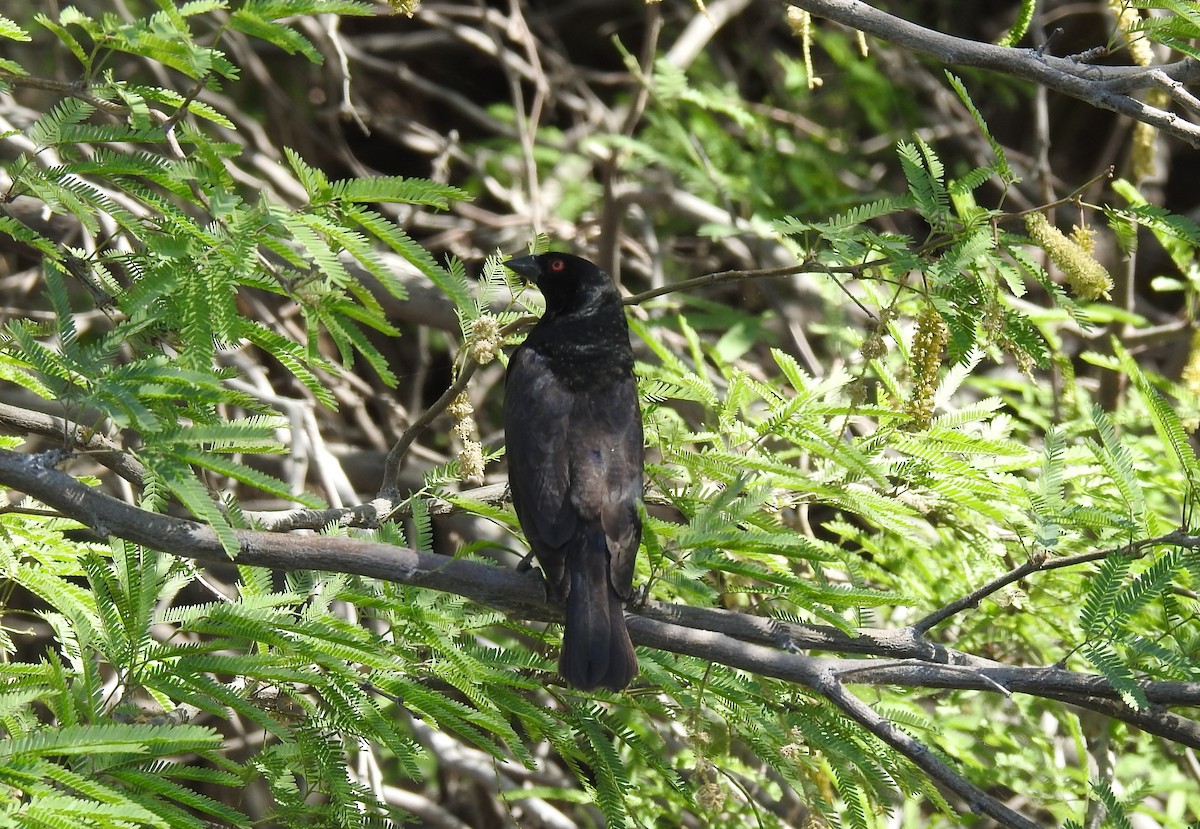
(559, 536), (637, 692)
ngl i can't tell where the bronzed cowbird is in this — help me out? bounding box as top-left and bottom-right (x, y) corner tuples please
(503, 252), (642, 692)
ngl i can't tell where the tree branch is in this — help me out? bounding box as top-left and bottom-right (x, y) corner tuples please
(623, 258), (873, 306)
(0, 401), (147, 485)
(2, 448), (1197, 723)
(915, 532), (1200, 633)
(636, 602), (1200, 745)
(788, 0), (1200, 147)
(626, 614), (1044, 829)
(0, 449), (548, 621)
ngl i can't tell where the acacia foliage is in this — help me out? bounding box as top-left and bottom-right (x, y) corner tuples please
(0, 2), (1198, 828)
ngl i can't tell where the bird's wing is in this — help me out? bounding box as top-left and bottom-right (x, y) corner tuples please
(504, 345), (577, 590)
(568, 375), (643, 601)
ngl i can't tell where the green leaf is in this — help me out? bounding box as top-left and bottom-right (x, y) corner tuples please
(330, 176), (470, 208)
(0, 723), (221, 759)
(898, 136), (950, 223)
(230, 10), (321, 61)
(1080, 553), (1130, 637)
(1081, 640), (1149, 709)
(944, 72), (1016, 185)
(33, 12), (89, 67)
(1116, 340), (1199, 495)
(1088, 404), (1146, 531)
(0, 15), (31, 40)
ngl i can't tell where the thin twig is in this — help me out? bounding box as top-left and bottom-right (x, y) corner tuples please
(624, 260), (874, 305)
(0, 73), (128, 117)
(0, 401), (147, 485)
(914, 531), (1198, 633)
(378, 358), (478, 501)
(817, 673), (1044, 829)
(159, 70), (213, 133)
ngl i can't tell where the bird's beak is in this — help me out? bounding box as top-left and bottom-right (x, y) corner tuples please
(503, 255), (542, 284)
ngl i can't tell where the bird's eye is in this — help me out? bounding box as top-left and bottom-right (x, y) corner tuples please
(549, 258), (566, 272)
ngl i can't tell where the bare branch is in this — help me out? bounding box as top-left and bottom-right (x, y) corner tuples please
(2, 448), (1197, 739)
(626, 614), (1044, 829)
(788, 0), (1200, 147)
(915, 532), (1200, 633)
(0, 449), (546, 620)
(0, 401), (147, 485)
(624, 259), (874, 306)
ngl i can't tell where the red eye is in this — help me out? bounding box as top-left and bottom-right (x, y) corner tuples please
(549, 258), (566, 272)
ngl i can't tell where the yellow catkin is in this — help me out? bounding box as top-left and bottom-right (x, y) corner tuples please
(1130, 120), (1157, 183)
(780, 727), (805, 762)
(1110, 1), (1162, 183)
(786, 7), (823, 89)
(1070, 224), (1096, 254)
(696, 781), (726, 812)
(1024, 212), (1113, 300)
(859, 331), (886, 362)
(385, 0), (419, 16)
(468, 315), (502, 365)
(904, 304), (949, 429)
(449, 392), (484, 484)
(1182, 329), (1200, 399)
(447, 391), (472, 421)
(458, 440), (484, 485)
(1130, 87), (1170, 183)
(1110, 1), (1155, 67)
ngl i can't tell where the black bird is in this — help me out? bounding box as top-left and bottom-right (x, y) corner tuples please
(503, 252), (643, 692)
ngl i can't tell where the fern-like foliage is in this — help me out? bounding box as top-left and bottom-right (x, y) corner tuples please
(0, 7), (489, 826)
(0, 2), (480, 553)
(1127, 1), (1200, 59)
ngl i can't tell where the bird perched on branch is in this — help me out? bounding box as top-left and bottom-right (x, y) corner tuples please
(503, 252), (643, 692)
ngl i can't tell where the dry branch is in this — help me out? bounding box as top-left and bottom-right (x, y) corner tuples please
(1, 447), (1196, 740)
(789, 0), (1200, 146)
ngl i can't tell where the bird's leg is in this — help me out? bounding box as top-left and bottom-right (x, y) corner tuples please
(515, 548), (537, 572)
(628, 582), (649, 609)
(514, 550), (563, 604)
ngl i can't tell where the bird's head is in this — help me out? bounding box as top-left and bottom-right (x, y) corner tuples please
(503, 252), (618, 314)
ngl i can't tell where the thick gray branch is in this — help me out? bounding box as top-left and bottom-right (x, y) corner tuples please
(0, 449), (547, 620)
(633, 605), (1200, 749)
(789, 0), (1200, 146)
(626, 614), (1043, 829)
(1, 447), (1196, 754)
